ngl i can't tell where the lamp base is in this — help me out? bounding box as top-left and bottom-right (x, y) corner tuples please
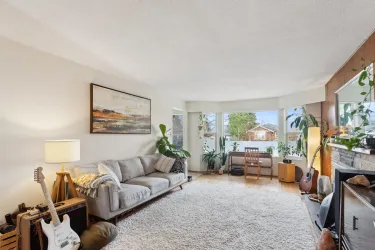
(51, 172), (79, 203)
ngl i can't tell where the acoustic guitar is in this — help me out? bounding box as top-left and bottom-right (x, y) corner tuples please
(299, 145), (321, 194)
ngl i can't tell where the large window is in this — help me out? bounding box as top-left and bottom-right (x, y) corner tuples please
(223, 111), (278, 152)
(286, 107), (303, 156)
(203, 113), (216, 151)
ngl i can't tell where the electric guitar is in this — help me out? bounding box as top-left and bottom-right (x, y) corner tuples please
(299, 145), (321, 194)
(34, 167), (81, 250)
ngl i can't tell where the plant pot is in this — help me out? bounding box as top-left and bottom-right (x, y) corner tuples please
(366, 137), (375, 149)
(218, 167), (223, 175)
(283, 159), (292, 164)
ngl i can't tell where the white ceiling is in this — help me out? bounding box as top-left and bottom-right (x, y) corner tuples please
(4, 0), (375, 101)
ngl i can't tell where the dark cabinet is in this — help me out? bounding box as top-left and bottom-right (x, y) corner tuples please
(340, 182), (375, 250)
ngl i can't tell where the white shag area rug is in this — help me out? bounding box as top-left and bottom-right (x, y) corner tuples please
(104, 182), (315, 250)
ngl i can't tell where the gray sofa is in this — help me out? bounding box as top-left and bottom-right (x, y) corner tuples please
(72, 154), (187, 222)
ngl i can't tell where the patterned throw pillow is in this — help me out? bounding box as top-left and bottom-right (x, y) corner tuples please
(170, 158), (186, 173)
(153, 155), (176, 173)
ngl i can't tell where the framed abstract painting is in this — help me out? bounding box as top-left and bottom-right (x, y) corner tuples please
(90, 83), (151, 134)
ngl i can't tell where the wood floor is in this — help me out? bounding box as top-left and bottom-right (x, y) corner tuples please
(194, 174), (301, 194)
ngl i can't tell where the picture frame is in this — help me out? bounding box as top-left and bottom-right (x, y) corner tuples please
(90, 83), (151, 134)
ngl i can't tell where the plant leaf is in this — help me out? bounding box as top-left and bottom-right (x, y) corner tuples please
(309, 114), (318, 127)
(361, 92), (367, 95)
(159, 124), (167, 135)
(358, 71), (367, 86)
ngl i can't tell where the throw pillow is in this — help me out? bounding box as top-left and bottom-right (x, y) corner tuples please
(98, 163), (122, 189)
(153, 155), (175, 173)
(170, 158), (186, 173)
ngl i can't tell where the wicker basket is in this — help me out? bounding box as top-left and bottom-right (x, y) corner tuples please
(0, 230), (17, 250)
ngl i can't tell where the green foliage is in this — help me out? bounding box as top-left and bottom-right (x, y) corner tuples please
(277, 142), (301, 159)
(286, 107), (319, 158)
(202, 149), (219, 170)
(232, 142), (240, 151)
(156, 124), (191, 158)
(219, 136), (228, 166)
(228, 113), (257, 140)
(342, 60), (375, 150)
(340, 103), (353, 126)
(266, 146), (274, 155)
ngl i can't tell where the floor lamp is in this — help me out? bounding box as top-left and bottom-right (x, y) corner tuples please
(45, 139), (80, 203)
(307, 127), (321, 174)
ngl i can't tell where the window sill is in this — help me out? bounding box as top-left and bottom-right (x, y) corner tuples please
(272, 155), (304, 161)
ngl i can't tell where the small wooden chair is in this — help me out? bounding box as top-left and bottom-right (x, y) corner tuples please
(244, 147), (262, 179)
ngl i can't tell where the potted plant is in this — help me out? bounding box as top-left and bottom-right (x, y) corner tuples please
(218, 136), (227, 174)
(232, 142), (240, 152)
(202, 149), (219, 173)
(286, 107), (319, 158)
(277, 142), (292, 163)
(156, 124), (191, 159)
(266, 146), (274, 155)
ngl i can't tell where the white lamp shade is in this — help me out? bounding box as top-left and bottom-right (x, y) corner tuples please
(45, 139), (80, 163)
(307, 127), (321, 173)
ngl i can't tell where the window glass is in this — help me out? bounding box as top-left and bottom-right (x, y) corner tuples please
(286, 107), (303, 156)
(172, 114), (183, 149)
(203, 113), (216, 151)
(223, 111), (278, 152)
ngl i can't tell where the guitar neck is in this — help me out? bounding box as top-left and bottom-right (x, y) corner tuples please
(40, 180), (60, 226)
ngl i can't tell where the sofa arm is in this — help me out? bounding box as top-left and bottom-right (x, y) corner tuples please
(79, 181), (120, 220)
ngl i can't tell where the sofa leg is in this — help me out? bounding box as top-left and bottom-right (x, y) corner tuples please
(179, 184), (183, 190)
(113, 216), (118, 226)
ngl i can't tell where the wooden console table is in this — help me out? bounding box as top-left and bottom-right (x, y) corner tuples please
(227, 151), (273, 175)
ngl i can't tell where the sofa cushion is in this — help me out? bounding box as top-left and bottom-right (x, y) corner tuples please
(147, 172), (185, 186)
(118, 157), (145, 182)
(153, 155), (175, 173)
(100, 160), (122, 181)
(125, 177), (169, 195)
(118, 183), (151, 209)
(139, 154), (160, 175)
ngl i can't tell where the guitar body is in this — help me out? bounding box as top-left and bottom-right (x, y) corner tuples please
(41, 214), (80, 250)
(299, 168), (319, 193)
(299, 145), (321, 194)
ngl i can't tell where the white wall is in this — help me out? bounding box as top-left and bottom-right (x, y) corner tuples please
(0, 37), (187, 223)
(187, 86), (325, 112)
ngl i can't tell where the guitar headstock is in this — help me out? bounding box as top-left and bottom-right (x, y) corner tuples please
(34, 167), (45, 183)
